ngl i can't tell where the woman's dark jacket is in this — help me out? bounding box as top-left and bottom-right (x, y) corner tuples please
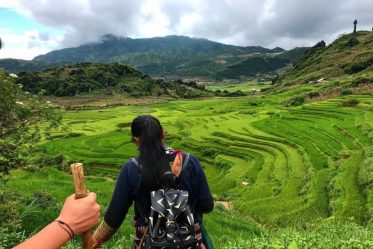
(104, 150), (214, 229)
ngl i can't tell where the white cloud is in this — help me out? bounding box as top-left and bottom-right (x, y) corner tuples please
(0, 29), (62, 59)
(1, 0), (373, 59)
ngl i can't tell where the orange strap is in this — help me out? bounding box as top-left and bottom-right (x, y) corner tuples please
(171, 152), (184, 177)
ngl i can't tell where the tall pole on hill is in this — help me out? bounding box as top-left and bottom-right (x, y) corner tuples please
(353, 19), (357, 33)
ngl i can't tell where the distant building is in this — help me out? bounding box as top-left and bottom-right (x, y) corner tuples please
(250, 88), (261, 95)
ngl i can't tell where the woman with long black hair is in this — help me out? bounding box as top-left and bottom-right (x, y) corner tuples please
(93, 115), (214, 248)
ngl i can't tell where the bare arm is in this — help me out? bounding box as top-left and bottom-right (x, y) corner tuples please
(14, 192), (100, 249)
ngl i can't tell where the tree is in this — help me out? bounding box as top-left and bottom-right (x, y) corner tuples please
(0, 69), (61, 173)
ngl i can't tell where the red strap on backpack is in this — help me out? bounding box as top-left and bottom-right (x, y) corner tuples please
(171, 151), (185, 177)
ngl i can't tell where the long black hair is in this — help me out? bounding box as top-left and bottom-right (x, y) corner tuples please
(131, 115), (175, 191)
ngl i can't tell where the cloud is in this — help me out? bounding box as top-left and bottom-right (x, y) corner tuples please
(2, 0), (373, 59)
(158, 0), (373, 47)
(9, 0), (143, 48)
(0, 28), (61, 59)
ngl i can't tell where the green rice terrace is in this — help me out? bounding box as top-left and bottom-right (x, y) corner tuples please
(5, 79), (373, 248)
(3, 31), (373, 248)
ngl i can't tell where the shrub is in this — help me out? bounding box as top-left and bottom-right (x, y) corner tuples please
(31, 190), (56, 209)
(0, 70), (61, 173)
(342, 99), (359, 107)
(201, 148), (218, 157)
(347, 37), (359, 48)
(0, 227), (26, 249)
(350, 77), (373, 87)
(0, 185), (25, 248)
(341, 89), (352, 96)
(284, 96), (305, 106)
(308, 91), (320, 98)
(38, 154), (74, 172)
(343, 58), (373, 74)
(227, 90), (246, 97)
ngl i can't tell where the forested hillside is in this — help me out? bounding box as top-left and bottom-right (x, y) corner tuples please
(216, 47), (308, 79)
(0, 35), (306, 79)
(15, 62), (211, 98)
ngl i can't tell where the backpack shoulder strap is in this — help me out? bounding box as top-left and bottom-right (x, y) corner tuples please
(131, 153), (190, 175)
(130, 158), (141, 170)
(171, 152), (190, 177)
(183, 153), (190, 169)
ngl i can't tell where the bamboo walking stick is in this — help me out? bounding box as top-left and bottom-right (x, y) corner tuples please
(71, 163), (93, 249)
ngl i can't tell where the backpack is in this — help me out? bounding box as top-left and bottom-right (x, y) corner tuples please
(131, 153), (200, 249)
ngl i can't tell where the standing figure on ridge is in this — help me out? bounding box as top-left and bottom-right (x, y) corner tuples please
(353, 19), (357, 33)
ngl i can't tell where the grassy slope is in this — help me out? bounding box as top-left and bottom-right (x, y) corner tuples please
(277, 31), (373, 84)
(203, 81), (270, 93)
(7, 80), (373, 247)
(5, 32), (373, 248)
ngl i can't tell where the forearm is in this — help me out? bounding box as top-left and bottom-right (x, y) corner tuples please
(14, 222), (70, 249)
(93, 220), (118, 245)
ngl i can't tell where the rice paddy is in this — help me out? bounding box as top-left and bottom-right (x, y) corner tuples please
(8, 83), (373, 247)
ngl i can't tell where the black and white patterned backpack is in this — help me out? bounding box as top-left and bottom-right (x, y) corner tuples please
(131, 153), (199, 249)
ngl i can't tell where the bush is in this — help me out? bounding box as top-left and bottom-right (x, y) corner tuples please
(347, 37), (359, 48)
(227, 90), (246, 97)
(0, 70), (61, 173)
(284, 96), (305, 106)
(31, 190), (56, 209)
(343, 58), (373, 74)
(0, 227), (26, 249)
(308, 91), (320, 98)
(201, 148), (218, 158)
(38, 154), (74, 172)
(350, 77), (373, 87)
(341, 89), (352, 96)
(342, 99), (359, 107)
(0, 185), (26, 248)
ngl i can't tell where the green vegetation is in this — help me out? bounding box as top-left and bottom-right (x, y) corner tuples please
(276, 31), (373, 84)
(0, 35), (306, 79)
(0, 69), (61, 248)
(15, 62), (211, 98)
(0, 69), (61, 172)
(4, 81), (372, 247)
(203, 81), (269, 94)
(1, 32), (372, 248)
(0, 58), (55, 72)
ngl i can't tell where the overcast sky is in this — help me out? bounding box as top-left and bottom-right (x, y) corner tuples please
(0, 0), (372, 59)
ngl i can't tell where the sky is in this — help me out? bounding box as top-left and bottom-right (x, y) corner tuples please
(0, 0), (372, 60)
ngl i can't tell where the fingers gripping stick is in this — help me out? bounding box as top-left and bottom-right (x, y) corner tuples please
(71, 163), (93, 249)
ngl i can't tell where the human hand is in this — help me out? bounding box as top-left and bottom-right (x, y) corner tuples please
(57, 192), (100, 235)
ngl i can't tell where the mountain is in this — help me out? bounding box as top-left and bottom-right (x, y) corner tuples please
(216, 47), (308, 79)
(15, 62), (212, 98)
(0, 35), (302, 79)
(276, 31), (373, 84)
(0, 58), (56, 72)
(31, 35), (286, 79)
(33, 34), (276, 62)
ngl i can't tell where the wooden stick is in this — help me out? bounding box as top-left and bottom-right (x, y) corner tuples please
(71, 163), (93, 249)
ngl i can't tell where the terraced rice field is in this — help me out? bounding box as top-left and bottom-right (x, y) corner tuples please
(43, 93), (373, 228)
(203, 81), (269, 93)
